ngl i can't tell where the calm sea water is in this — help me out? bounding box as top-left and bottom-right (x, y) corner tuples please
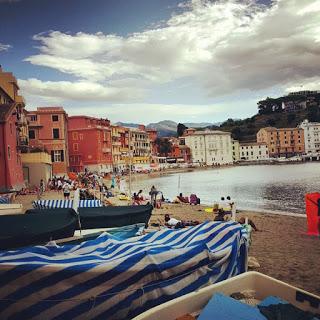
(131, 163), (320, 214)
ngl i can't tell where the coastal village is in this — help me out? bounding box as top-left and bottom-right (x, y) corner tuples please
(1, 66), (320, 191)
(0, 67), (320, 319)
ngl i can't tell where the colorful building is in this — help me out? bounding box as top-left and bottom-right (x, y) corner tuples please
(129, 125), (152, 167)
(146, 128), (158, 156)
(257, 127), (305, 158)
(111, 125), (130, 173)
(27, 107), (69, 175)
(0, 67), (26, 190)
(68, 116), (112, 174)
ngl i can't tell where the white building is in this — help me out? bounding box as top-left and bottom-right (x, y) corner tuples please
(239, 142), (269, 161)
(184, 130), (233, 165)
(299, 119), (320, 155)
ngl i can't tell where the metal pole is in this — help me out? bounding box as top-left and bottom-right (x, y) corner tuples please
(129, 130), (132, 198)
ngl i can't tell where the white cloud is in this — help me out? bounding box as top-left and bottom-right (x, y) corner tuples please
(22, 0), (320, 108)
(0, 43), (11, 51)
(18, 78), (145, 102)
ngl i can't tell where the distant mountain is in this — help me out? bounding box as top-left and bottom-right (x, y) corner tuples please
(185, 122), (221, 128)
(115, 120), (221, 137)
(147, 120), (177, 137)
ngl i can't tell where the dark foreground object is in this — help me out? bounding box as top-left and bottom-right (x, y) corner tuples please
(0, 209), (78, 250)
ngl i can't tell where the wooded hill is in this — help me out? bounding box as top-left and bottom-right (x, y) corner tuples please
(206, 94), (320, 142)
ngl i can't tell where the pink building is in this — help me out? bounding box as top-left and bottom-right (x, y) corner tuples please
(27, 107), (69, 176)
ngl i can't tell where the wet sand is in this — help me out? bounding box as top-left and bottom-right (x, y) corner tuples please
(14, 192), (320, 296)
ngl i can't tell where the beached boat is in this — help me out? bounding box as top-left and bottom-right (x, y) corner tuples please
(77, 204), (153, 229)
(32, 201), (153, 229)
(133, 271), (320, 319)
(0, 209), (78, 250)
(0, 221), (248, 319)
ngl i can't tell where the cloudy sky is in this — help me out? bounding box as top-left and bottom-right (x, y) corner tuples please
(1, 0), (319, 124)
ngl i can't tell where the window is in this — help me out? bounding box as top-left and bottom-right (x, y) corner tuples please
(7, 146), (10, 160)
(29, 130), (35, 139)
(30, 115), (37, 121)
(51, 150), (64, 162)
(72, 132), (78, 140)
(52, 115), (59, 122)
(73, 143), (79, 151)
(53, 128), (60, 139)
(10, 123), (13, 134)
(79, 134), (83, 140)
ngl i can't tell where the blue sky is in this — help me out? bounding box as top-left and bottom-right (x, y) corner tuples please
(1, 0), (319, 124)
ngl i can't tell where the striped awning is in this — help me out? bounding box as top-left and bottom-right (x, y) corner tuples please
(33, 199), (102, 209)
(0, 221), (248, 319)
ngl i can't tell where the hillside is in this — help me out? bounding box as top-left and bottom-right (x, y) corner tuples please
(215, 106), (320, 142)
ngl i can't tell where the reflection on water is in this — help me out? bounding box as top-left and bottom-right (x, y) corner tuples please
(131, 163), (320, 214)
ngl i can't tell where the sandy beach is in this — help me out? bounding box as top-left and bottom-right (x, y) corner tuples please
(14, 191), (320, 296)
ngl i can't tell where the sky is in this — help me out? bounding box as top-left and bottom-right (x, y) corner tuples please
(0, 0), (320, 124)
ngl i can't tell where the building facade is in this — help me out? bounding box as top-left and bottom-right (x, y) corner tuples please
(257, 127), (305, 158)
(111, 125), (128, 173)
(0, 67), (26, 190)
(68, 116), (112, 174)
(299, 119), (320, 155)
(21, 152), (52, 187)
(239, 142), (269, 161)
(231, 140), (240, 162)
(27, 107), (69, 175)
(130, 125), (152, 167)
(184, 130), (233, 165)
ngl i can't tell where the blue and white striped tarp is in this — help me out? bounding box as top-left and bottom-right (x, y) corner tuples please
(32, 199), (102, 209)
(0, 221), (248, 320)
(0, 195), (10, 204)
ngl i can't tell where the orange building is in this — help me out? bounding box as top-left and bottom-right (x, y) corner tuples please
(146, 128), (158, 156)
(257, 127), (305, 158)
(27, 107), (69, 175)
(68, 116), (112, 174)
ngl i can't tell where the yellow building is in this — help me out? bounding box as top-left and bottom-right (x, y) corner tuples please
(21, 152), (52, 187)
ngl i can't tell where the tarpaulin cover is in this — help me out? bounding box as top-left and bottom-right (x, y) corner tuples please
(0, 221), (248, 320)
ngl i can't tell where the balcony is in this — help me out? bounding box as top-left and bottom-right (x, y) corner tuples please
(112, 141), (122, 146)
(102, 147), (111, 153)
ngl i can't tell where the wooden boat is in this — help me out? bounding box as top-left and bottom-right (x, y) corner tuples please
(0, 203), (23, 215)
(133, 271), (320, 320)
(0, 209), (78, 250)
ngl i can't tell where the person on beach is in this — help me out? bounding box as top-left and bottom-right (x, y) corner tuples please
(39, 179), (45, 195)
(149, 185), (158, 207)
(214, 209), (226, 222)
(62, 182), (71, 200)
(238, 217), (258, 231)
(164, 214), (200, 229)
